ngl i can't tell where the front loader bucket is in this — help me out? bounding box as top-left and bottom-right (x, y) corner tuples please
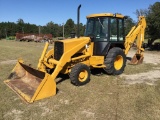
(4, 61), (56, 103)
(129, 54), (144, 65)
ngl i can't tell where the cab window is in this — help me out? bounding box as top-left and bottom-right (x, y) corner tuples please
(110, 18), (117, 41)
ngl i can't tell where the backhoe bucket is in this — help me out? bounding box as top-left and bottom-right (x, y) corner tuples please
(129, 54), (144, 65)
(4, 61), (56, 103)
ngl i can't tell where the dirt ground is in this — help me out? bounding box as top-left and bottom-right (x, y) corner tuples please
(121, 49), (160, 85)
(0, 60), (17, 65)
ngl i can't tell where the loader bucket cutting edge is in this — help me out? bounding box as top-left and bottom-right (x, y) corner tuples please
(129, 54), (144, 65)
(4, 62), (56, 103)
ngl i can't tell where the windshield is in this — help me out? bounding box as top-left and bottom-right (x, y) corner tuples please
(85, 17), (108, 39)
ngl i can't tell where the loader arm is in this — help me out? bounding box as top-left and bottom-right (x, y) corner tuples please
(4, 37), (91, 103)
(124, 16), (146, 64)
(49, 37), (91, 79)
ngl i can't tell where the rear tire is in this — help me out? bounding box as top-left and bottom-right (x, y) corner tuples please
(69, 63), (90, 86)
(103, 47), (126, 75)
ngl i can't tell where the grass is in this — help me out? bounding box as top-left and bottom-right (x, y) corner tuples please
(0, 39), (160, 120)
(124, 63), (156, 75)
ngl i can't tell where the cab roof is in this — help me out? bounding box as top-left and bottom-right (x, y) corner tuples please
(86, 13), (124, 19)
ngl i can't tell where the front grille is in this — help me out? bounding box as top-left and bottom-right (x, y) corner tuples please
(54, 41), (64, 60)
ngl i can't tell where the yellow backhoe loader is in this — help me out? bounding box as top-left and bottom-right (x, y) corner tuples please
(4, 5), (146, 103)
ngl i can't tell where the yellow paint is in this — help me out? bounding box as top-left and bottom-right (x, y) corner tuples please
(124, 16), (146, 64)
(78, 70), (88, 82)
(86, 13), (124, 18)
(89, 56), (104, 66)
(114, 55), (123, 70)
(4, 61), (56, 103)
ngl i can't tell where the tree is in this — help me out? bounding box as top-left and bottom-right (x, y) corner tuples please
(17, 18), (24, 24)
(134, 9), (148, 18)
(75, 23), (85, 36)
(0, 22), (17, 38)
(65, 19), (75, 37)
(124, 16), (135, 35)
(146, 2), (160, 39)
(45, 21), (54, 36)
(0, 17), (86, 38)
(44, 21), (60, 37)
(17, 18), (25, 33)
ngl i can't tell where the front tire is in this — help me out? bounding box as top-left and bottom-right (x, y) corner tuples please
(103, 47), (126, 75)
(69, 63), (91, 86)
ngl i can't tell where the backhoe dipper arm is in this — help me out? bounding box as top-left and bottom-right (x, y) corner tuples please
(124, 16), (146, 55)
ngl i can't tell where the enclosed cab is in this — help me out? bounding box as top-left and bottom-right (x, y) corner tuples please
(85, 13), (125, 56)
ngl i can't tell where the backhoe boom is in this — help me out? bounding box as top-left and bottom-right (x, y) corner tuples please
(124, 16), (146, 64)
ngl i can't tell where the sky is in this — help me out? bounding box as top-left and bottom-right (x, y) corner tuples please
(0, 0), (158, 26)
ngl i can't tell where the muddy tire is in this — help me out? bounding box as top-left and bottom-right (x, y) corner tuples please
(103, 47), (126, 75)
(69, 63), (90, 86)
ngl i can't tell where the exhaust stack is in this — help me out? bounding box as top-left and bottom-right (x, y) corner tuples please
(77, 4), (81, 38)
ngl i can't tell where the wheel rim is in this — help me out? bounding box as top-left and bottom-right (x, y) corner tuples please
(78, 70), (88, 82)
(114, 55), (123, 70)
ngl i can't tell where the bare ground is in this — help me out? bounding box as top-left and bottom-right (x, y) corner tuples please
(121, 49), (160, 85)
(127, 48), (160, 65)
(0, 60), (17, 65)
